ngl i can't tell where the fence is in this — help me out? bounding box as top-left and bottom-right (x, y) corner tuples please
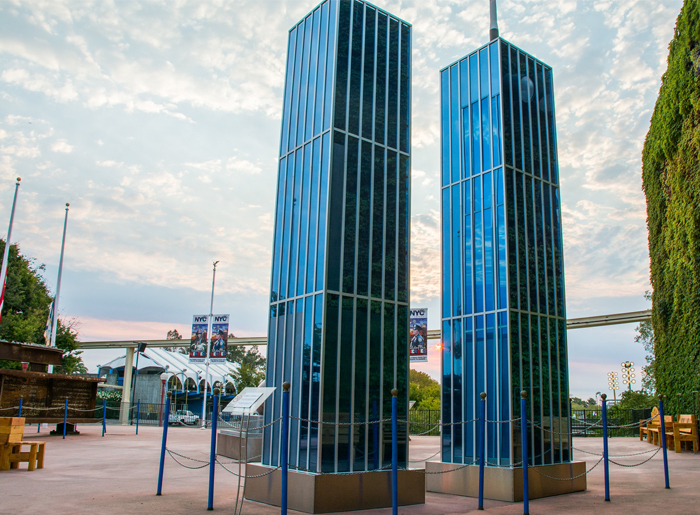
(408, 409), (440, 436)
(571, 408), (652, 437)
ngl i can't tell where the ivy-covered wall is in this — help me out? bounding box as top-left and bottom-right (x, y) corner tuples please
(642, 0), (700, 415)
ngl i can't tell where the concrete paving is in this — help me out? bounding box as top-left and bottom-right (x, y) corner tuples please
(1, 425), (698, 514)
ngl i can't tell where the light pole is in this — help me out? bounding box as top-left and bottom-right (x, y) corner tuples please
(159, 370), (170, 426)
(201, 260), (219, 429)
(607, 372), (619, 403)
(621, 361), (636, 392)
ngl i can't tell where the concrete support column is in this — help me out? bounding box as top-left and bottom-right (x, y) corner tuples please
(120, 347), (134, 424)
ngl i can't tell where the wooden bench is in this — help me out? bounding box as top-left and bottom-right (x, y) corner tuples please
(649, 416), (674, 447)
(640, 407), (659, 442)
(0, 417), (45, 471)
(673, 414), (699, 453)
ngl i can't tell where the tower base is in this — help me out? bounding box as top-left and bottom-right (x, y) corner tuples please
(245, 464), (425, 513)
(425, 461), (586, 502)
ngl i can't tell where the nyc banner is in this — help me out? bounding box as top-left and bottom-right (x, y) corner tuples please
(189, 314), (230, 363)
(189, 315), (209, 363)
(210, 314), (229, 364)
(410, 308), (428, 363)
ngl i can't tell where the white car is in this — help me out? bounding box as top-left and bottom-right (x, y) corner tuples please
(169, 410), (200, 425)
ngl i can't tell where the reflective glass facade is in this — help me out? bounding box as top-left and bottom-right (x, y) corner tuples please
(440, 39), (569, 467)
(264, 0), (411, 474)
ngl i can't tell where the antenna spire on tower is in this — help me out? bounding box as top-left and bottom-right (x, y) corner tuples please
(490, 0), (499, 41)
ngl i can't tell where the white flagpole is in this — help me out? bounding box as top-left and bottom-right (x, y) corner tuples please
(201, 260), (219, 428)
(48, 203), (70, 374)
(0, 177), (21, 325)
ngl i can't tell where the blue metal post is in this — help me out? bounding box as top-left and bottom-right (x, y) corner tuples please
(102, 400), (107, 437)
(63, 398), (68, 439)
(157, 392), (171, 496)
(478, 392), (486, 510)
(136, 400), (141, 435)
(281, 382), (290, 515)
(208, 389), (220, 510)
(392, 389), (398, 515)
(18, 397), (23, 417)
(659, 395), (670, 489)
(520, 391), (529, 515)
(602, 394), (610, 501)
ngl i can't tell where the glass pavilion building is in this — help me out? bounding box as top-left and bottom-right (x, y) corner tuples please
(440, 38), (570, 468)
(263, 0), (411, 474)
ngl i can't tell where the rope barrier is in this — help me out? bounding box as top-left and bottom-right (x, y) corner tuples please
(609, 447), (662, 467)
(530, 457), (604, 481)
(166, 449), (210, 469)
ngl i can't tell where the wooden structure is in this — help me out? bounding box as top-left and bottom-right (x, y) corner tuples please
(640, 408), (698, 453)
(0, 341), (104, 430)
(639, 407), (660, 443)
(673, 414), (699, 453)
(0, 417), (45, 471)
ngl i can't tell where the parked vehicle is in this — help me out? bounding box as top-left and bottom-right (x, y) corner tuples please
(169, 410), (200, 425)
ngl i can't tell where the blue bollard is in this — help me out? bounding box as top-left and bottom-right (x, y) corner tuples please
(602, 394), (610, 501)
(392, 389), (398, 515)
(157, 392), (172, 496)
(208, 388), (220, 510)
(18, 397), (23, 418)
(478, 392), (486, 510)
(521, 391), (529, 515)
(281, 382), (290, 515)
(102, 400), (107, 437)
(136, 400), (141, 435)
(659, 395), (670, 489)
(63, 398), (68, 439)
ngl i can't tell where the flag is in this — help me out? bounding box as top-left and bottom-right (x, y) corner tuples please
(44, 300), (54, 344)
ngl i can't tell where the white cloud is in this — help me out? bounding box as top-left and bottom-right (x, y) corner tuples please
(51, 138), (73, 153)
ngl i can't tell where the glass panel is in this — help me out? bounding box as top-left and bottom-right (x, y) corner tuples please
(299, 296), (314, 467)
(544, 185), (555, 315)
(310, 294), (323, 470)
(497, 203), (507, 309)
(280, 156), (295, 300)
(452, 318), (462, 462)
(263, 305), (278, 465)
(462, 107), (471, 178)
(387, 19), (399, 149)
(371, 146), (385, 299)
(505, 167), (518, 309)
(271, 302), (287, 465)
(362, 6), (376, 139)
(441, 319), (452, 462)
(540, 318), (551, 465)
(322, 294), (339, 472)
(375, 12), (387, 145)
(338, 296), (354, 470)
(290, 27), (305, 152)
(399, 24), (410, 153)
(515, 172), (527, 310)
(396, 305), (408, 467)
(464, 317), (474, 460)
(348, 0), (364, 136)
(398, 155), (409, 302)
(498, 312), (510, 463)
(475, 315), (485, 410)
(471, 102), (480, 175)
(297, 143), (312, 297)
(484, 173), (494, 312)
(305, 9), (320, 142)
(544, 68), (558, 184)
(535, 182), (547, 314)
(501, 41), (512, 168)
(450, 65), (460, 183)
(481, 97), (491, 171)
(343, 136), (359, 293)
(528, 59), (540, 177)
(357, 141), (372, 297)
(314, 1), (329, 137)
(442, 187), (450, 318)
(327, 131), (346, 291)
(290, 300), (304, 466)
(323, 0), (336, 131)
(463, 180), (472, 314)
(296, 17), (312, 147)
(353, 298), (368, 471)
(272, 157), (286, 303)
(492, 95), (502, 167)
(553, 188), (565, 316)
(490, 42), (500, 96)
(480, 48), (489, 99)
(549, 317), (560, 463)
(281, 30), (296, 155)
(460, 59), (469, 108)
(306, 139), (320, 294)
(519, 313), (531, 465)
(557, 319), (569, 462)
(381, 303), (395, 465)
(288, 151), (304, 296)
(473, 179), (483, 313)
(530, 315), (541, 466)
(486, 313), (496, 461)
(510, 310), (521, 464)
(537, 63), (549, 181)
(520, 53), (532, 175)
(368, 300), (382, 469)
(334, 0), (352, 130)
(316, 133), (331, 291)
(469, 53), (478, 103)
(384, 150), (397, 300)
(525, 176), (537, 312)
(510, 47), (521, 172)
(452, 184), (461, 317)
(441, 70), (450, 186)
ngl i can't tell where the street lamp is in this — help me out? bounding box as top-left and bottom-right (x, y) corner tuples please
(621, 361), (636, 392)
(159, 369), (171, 426)
(607, 372), (619, 403)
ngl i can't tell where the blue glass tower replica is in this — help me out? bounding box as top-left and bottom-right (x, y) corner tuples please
(438, 5), (570, 472)
(263, 0), (411, 475)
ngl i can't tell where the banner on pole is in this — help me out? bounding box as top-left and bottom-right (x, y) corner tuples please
(189, 315), (209, 363)
(210, 314), (229, 364)
(410, 308), (428, 362)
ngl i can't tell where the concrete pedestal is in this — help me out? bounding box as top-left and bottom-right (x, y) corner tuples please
(425, 461), (586, 502)
(217, 430), (262, 462)
(245, 465), (425, 513)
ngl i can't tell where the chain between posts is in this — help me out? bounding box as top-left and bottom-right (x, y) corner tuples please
(166, 449), (210, 469)
(530, 457), (604, 481)
(609, 447), (662, 467)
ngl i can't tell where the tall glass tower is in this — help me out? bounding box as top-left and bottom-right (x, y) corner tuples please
(439, 36), (569, 468)
(264, 0), (411, 474)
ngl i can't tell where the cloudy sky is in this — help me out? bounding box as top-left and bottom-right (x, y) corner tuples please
(0, 0), (683, 398)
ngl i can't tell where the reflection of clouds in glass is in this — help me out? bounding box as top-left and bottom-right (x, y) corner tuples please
(520, 76), (535, 103)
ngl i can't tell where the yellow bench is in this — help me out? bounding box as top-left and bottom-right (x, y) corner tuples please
(673, 414), (699, 453)
(640, 407), (659, 442)
(0, 417), (46, 471)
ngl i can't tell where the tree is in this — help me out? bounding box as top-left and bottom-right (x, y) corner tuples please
(228, 344), (266, 393)
(164, 328), (188, 354)
(635, 292), (656, 394)
(0, 241), (85, 373)
(409, 369), (441, 410)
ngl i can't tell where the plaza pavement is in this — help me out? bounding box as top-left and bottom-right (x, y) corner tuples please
(1, 424), (698, 514)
